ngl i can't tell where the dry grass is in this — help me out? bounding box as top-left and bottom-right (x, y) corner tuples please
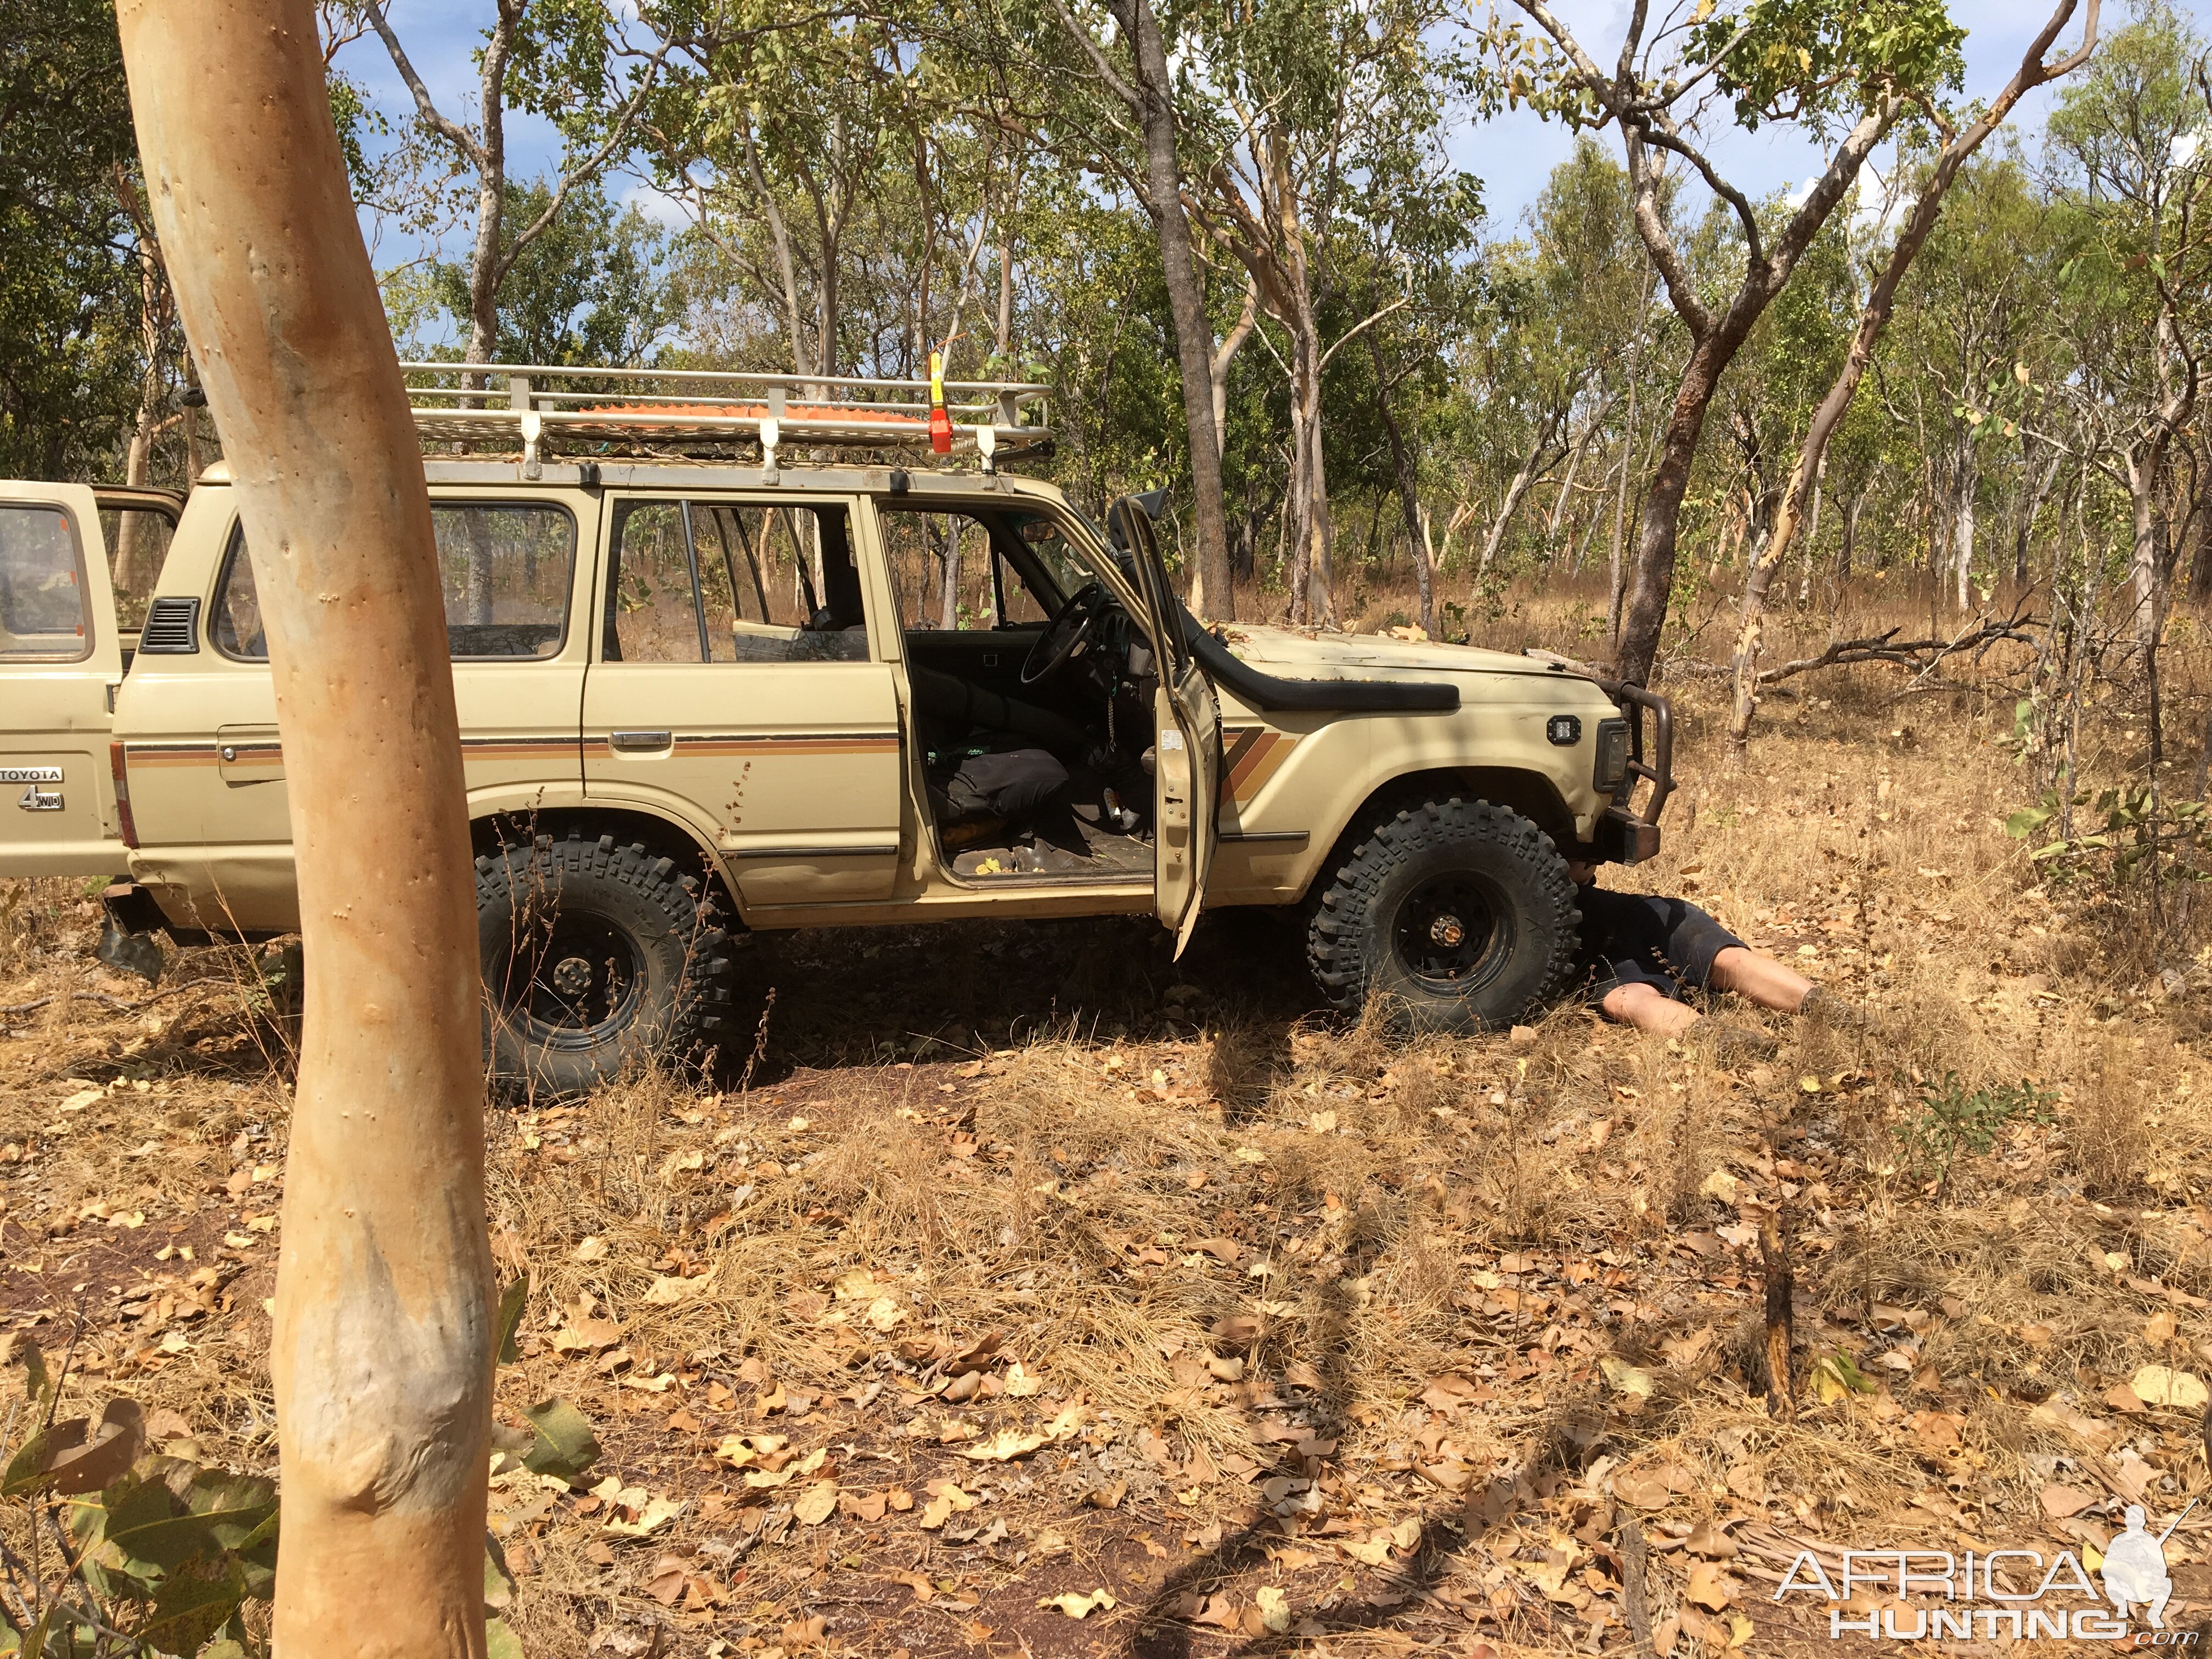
(8, 580), (2212, 1656)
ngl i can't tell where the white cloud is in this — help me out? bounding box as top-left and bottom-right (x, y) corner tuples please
(619, 179), (691, 229)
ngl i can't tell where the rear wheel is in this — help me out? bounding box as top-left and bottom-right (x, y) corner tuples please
(476, 831), (733, 1095)
(1307, 798), (1577, 1034)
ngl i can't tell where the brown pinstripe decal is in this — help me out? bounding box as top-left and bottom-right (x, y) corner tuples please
(1222, 726), (1262, 780)
(462, 737), (583, 760)
(120, 743), (222, 768)
(124, 737), (579, 768)
(1217, 726), (1299, 808)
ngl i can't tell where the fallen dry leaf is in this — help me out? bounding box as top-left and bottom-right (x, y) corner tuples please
(1613, 1461), (1695, 1509)
(1685, 1561), (1736, 1612)
(602, 1493), (681, 1538)
(961, 1428), (1046, 1463)
(1043, 1403), (1091, 1440)
(1600, 1356), (1655, 1398)
(1908, 1410), (1965, 1454)
(1040, 1589), (1116, 1619)
(793, 1481), (839, 1526)
(2041, 1483), (2097, 1520)
(1189, 1593), (1243, 1628)
(2130, 1365), (2208, 1410)
(918, 1482), (976, 1530)
(1255, 1586), (1293, 1633)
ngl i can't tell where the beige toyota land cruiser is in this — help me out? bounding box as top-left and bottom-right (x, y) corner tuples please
(0, 365), (1671, 1090)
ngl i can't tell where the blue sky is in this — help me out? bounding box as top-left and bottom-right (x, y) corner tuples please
(343, 1), (2201, 275)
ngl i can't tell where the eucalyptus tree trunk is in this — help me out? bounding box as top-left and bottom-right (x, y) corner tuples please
(1285, 294), (1335, 628)
(1053, 0), (1234, 618)
(116, 6), (493, 1656)
(1367, 330), (1432, 635)
(1481, 420), (1565, 578)
(1722, 0), (2100, 746)
(1952, 443), (1978, 611)
(1121, 0), (1234, 621)
(114, 236), (167, 599)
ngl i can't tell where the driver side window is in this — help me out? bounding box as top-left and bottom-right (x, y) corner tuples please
(878, 508), (1060, 632)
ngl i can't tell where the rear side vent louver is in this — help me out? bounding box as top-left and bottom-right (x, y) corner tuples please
(139, 596), (201, 654)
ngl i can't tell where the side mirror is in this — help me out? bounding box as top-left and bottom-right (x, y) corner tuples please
(1105, 488), (1171, 550)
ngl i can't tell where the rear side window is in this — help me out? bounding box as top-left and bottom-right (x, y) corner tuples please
(213, 503), (577, 661)
(602, 499), (868, 665)
(0, 504), (91, 661)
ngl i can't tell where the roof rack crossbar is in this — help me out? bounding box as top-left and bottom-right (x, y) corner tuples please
(397, 361), (1048, 396)
(397, 361), (1053, 464)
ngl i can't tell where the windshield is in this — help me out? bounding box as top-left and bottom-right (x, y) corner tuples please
(1008, 510), (1091, 604)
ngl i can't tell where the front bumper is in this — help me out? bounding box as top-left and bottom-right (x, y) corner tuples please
(1592, 805), (1662, 864)
(1585, 679), (1674, 865)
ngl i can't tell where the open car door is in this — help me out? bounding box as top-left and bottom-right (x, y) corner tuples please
(0, 481), (128, 877)
(1112, 498), (1219, 957)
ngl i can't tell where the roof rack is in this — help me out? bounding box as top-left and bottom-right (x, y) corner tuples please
(400, 362), (1053, 480)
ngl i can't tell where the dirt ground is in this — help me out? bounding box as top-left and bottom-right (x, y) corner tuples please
(8, 613), (2212, 1657)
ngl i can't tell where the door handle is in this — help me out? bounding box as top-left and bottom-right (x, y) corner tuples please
(609, 730), (673, 753)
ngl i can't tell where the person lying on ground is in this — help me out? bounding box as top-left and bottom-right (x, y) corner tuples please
(1565, 859), (1839, 1039)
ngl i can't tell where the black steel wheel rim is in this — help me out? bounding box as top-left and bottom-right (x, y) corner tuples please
(498, 908), (647, 1049)
(1391, 874), (1511, 992)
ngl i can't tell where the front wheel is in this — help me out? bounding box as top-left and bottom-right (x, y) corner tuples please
(476, 831), (734, 1095)
(1306, 798), (1578, 1034)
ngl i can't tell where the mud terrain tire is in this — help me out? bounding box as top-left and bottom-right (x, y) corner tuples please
(476, 831), (733, 1096)
(1306, 798), (1578, 1035)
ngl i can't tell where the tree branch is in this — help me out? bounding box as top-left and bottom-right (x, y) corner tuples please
(499, 33), (679, 278)
(1316, 294), (1411, 374)
(1046, 0), (1144, 114)
(364, 0), (486, 170)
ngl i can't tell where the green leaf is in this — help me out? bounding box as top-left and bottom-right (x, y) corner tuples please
(2, 1418), (83, 1498)
(77, 1465), (276, 1581)
(496, 1275), (529, 1367)
(520, 1397), (600, 1482)
(6, 1593), (59, 1659)
(16, 1338), (51, 1411)
(2004, 806), (2052, 838)
(1812, 1349), (1879, 1400)
(67, 1468), (185, 1585)
(138, 1556), (255, 1656)
(485, 1533), (517, 1611)
(487, 1616), (526, 1659)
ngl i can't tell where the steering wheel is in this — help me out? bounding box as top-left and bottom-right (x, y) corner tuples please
(1020, 582), (1110, 686)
